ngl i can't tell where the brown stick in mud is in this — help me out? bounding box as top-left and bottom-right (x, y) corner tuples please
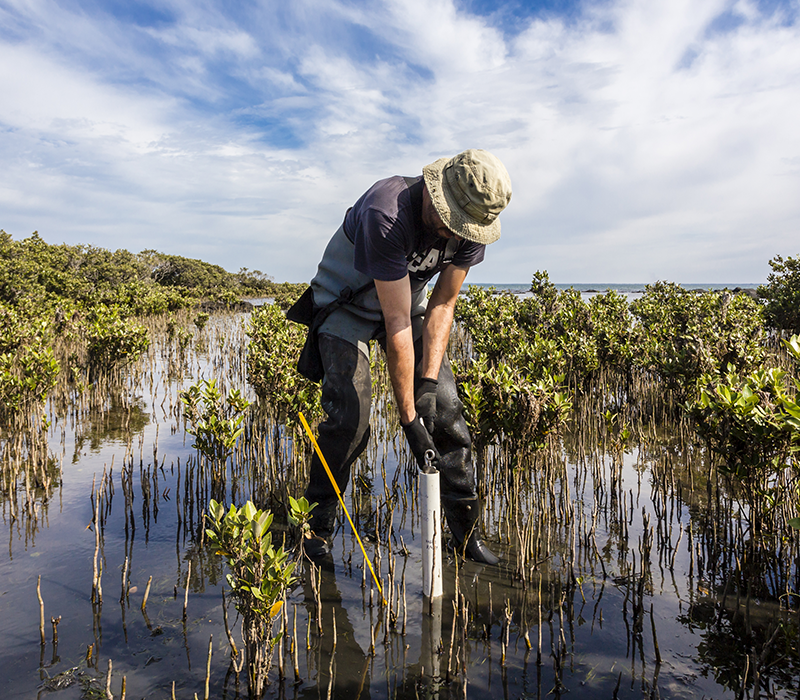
(37, 575), (45, 646)
(105, 658), (113, 700)
(141, 576), (152, 614)
(183, 561), (191, 619)
(204, 634), (212, 700)
(293, 603), (300, 682)
(51, 616), (61, 645)
(650, 603), (662, 665)
(221, 588), (238, 659)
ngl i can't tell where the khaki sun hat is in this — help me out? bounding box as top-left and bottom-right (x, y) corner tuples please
(422, 149), (512, 245)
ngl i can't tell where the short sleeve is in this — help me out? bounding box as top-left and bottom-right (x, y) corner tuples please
(353, 207), (411, 281)
(452, 240), (485, 268)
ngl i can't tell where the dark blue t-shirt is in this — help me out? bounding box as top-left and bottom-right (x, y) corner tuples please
(343, 175), (485, 282)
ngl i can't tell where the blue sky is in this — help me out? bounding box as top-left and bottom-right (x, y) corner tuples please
(1, 0), (798, 284)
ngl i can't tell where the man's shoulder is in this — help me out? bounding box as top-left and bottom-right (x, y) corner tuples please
(360, 175), (420, 217)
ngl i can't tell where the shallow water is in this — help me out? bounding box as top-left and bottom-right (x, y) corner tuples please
(1, 311), (797, 699)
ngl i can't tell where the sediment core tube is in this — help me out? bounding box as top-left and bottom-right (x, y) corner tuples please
(420, 466), (443, 599)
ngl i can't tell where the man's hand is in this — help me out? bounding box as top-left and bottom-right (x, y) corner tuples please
(415, 378), (438, 433)
(402, 414), (440, 471)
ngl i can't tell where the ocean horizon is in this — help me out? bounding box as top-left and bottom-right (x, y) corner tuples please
(469, 282), (762, 295)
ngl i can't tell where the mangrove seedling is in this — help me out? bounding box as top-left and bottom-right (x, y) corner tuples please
(181, 379), (251, 462)
(206, 499), (299, 697)
(286, 494), (316, 546)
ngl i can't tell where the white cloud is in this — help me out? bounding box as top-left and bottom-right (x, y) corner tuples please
(0, 0), (798, 284)
(382, 0), (507, 74)
(0, 43), (172, 146)
(145, 26), (259, 59)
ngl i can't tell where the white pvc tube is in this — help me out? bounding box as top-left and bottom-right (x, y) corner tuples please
(420, 468), (443, 599)
(420, 596), (443, 678)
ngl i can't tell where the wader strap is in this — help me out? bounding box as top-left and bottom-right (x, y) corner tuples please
(287, 280), (376, 383)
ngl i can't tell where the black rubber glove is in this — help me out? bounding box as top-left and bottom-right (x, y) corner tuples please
(402, 414), (440, 471)
(415, 377), (438, 433)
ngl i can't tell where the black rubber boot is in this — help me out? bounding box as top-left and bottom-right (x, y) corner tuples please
(303, 500), (338, 560)
(442, 495), (500, 565)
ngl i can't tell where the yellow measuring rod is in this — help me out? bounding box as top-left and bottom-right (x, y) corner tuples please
(298, 412), (385, 602)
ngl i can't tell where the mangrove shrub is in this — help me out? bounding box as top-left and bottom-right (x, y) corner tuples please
(630, 281), (764, 401)
(758, 254), (800, 334)
(687, 336), (800, 528)
(246, 304), (322, 423)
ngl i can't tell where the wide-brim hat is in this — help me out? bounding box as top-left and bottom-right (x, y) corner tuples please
(422, 149), (512, 245)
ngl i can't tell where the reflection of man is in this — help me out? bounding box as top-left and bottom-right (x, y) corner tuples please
(296, 149), (512, 564)
(299, 563), (371, 699)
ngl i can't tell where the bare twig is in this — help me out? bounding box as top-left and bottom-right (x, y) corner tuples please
(141, 576), (152, 614)
(37, 575), (45, 646)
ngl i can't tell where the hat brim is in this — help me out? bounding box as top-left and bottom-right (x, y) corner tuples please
(422, 158), (501, 245)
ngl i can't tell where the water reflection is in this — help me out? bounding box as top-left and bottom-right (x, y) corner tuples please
(1, 311), (799, 699)
(299, 558), (372, 700)
(72, 394), (150, 459)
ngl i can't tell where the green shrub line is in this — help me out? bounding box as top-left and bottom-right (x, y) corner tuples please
(449, 268), (799, 534)
(0, 230), (306, 424)
(0, 230), (307, 312)
(759, 254), (800, 335)
(240, 260), (799, 524)
(3, 229), (799, 526)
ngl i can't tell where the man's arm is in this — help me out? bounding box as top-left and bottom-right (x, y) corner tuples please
(375, 264), (468, 425)
(374, 276), (416, 425)
(420, 264), (469, 381)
